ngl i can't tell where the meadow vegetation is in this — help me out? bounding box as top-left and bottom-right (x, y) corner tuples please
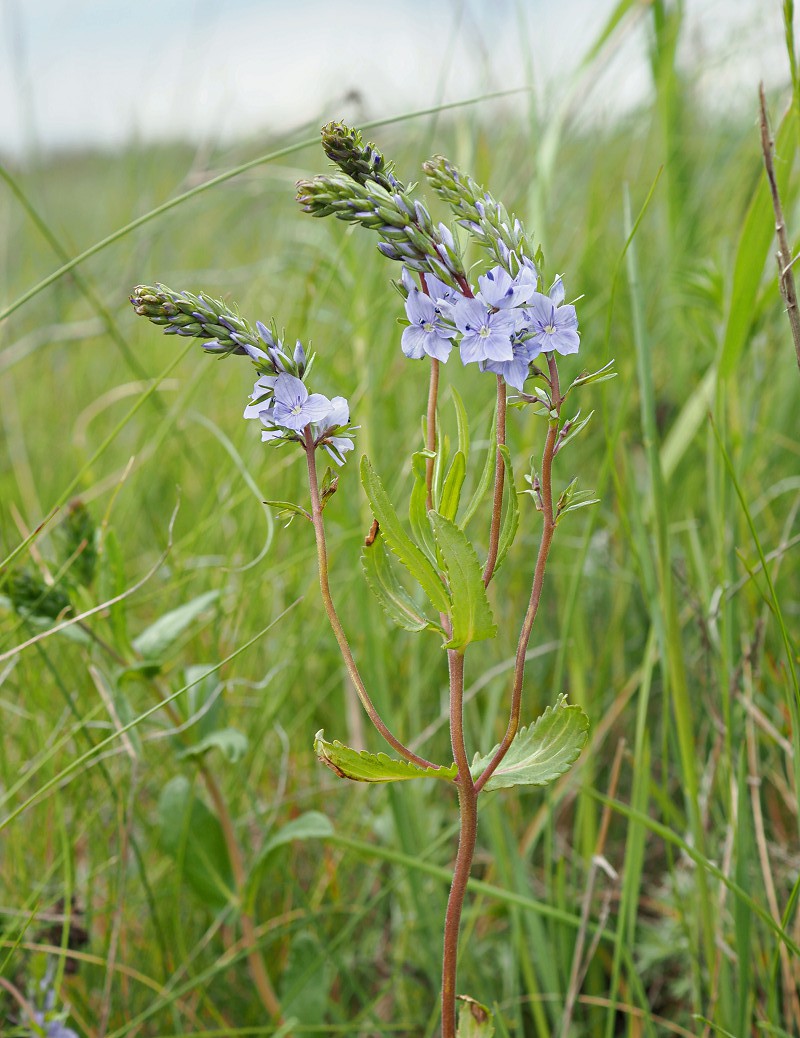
(1, 2), (799, 1035)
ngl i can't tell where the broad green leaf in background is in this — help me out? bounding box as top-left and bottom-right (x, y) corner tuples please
(175, 727), (248, 764)
(457, 996), (495, 1038)
(720, 103), (799, 376)
(257, 811), (333, 863)
(360, 456), (450, 614)
(429, 511), (497, 652)
(158, 775), (235, 913)
(315, 731), (457, 783)
(132, 590), (220, 659)
(361, 530), (442, 633)
(470, 696), (589, 790)
(281, 931), (331, 1026)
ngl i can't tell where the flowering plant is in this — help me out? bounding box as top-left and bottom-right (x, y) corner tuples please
(131, 121), (614, 1037)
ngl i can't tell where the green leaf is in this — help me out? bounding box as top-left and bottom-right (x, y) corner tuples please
(281, 931), (330, 1025)
(362, 530), (441, 633)
(259, 811), (333, 860)
(182, 664), (223, 739)
(554, 409), (595, 456)
(264, 498), (311, 524)
(457, 996), (495, 1038)
(429, 511), (497, 652)
(361, 456), (449, 614)
(493, 445), (519, 574)
(315, 731), (456, 783)
(439, 450), (466, 522)
(158, 776), (235, 913)
(408, 451), (438, 563)
(462, 407), (497, 528)
(470, 696), (589, 790)
(132, 590), (220, 659)
(720, 104), (798, 376)
(451, 385), (470, 461)
(432, 429), (451, 510)
(175, 727), (248, 764)
(566, 359), (617, 391)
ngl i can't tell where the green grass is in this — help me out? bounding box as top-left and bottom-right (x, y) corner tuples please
(1, 4), (800, 1035)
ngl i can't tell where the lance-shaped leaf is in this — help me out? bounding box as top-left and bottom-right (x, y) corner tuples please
(470, 695), (589, 790)
(493, 444), (519, 575)
(462, 407), (497, 528)
(315, 731), (457, 783)
(409, 451), (438, 563)
(439, 450), (466, 522)
(362, 530), (442, 633)
(361, 457), (450, 614)
(429, 511), (497, 652)
(451, 385), (470, 462)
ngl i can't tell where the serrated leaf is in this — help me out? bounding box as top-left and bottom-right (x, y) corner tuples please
(470, 696), (589, 790)
(132, 590), (219, 659)
(457, 996), (494, 1037)
(493, 444), (519, 575)
(361, 457), (449, 615)
(439, 450), (466, 522)
(462, 408), (497, 528)
(362, 531), (441, 633)
(429, 511), (497, 652)
(315, 730), (456, 783)
(158, 776), (235, 912)
(176, 727), (248, 764)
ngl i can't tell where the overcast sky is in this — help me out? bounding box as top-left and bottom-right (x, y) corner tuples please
(0, 0), (791, 158)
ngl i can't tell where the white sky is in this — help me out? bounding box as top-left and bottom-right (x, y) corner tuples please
(0, 0), (790, 157)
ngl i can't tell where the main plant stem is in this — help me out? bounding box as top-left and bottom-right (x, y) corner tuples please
(441, 649), (478, 1038)
(303, 429), (437, 770)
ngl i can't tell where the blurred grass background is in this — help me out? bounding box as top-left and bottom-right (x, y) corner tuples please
(1, 0), (799, 1035)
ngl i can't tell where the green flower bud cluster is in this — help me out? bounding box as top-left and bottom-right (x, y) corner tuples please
(60, 498), (97, 588)
(320, 121), (405, 193)
(130, 284), (263, 358)
(3, 569), (72, 621)
(297, 124), (468, 291)
(422, 156), (541, 275)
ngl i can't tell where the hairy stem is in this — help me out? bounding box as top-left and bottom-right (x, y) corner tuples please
(441, 649), (479, 1038)
(475, 354), (562, 792)
(482, 376), (507, 586)
(303, 428), (438, 769)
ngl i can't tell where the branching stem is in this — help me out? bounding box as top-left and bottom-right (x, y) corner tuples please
(475, 354), (562, 792)
(303, 428), (437, 770)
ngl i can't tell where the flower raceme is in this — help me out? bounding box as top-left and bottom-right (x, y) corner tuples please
(130, 283), (356, 465)
(399, 263), (581, 391)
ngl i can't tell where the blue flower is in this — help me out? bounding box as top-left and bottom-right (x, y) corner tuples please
(524, 277), (580, 356)
(477, 265), (537, 310)
(401, 290), (454, 361)
(270, 374), (333, 432)
(243, 375), (277, 420)
(451, 298), (516, 365)
(482, 335), (542, 391)
(313, 395), (357, 465)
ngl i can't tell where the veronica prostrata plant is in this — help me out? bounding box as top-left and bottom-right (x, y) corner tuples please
(131, 121), (615, 1037)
